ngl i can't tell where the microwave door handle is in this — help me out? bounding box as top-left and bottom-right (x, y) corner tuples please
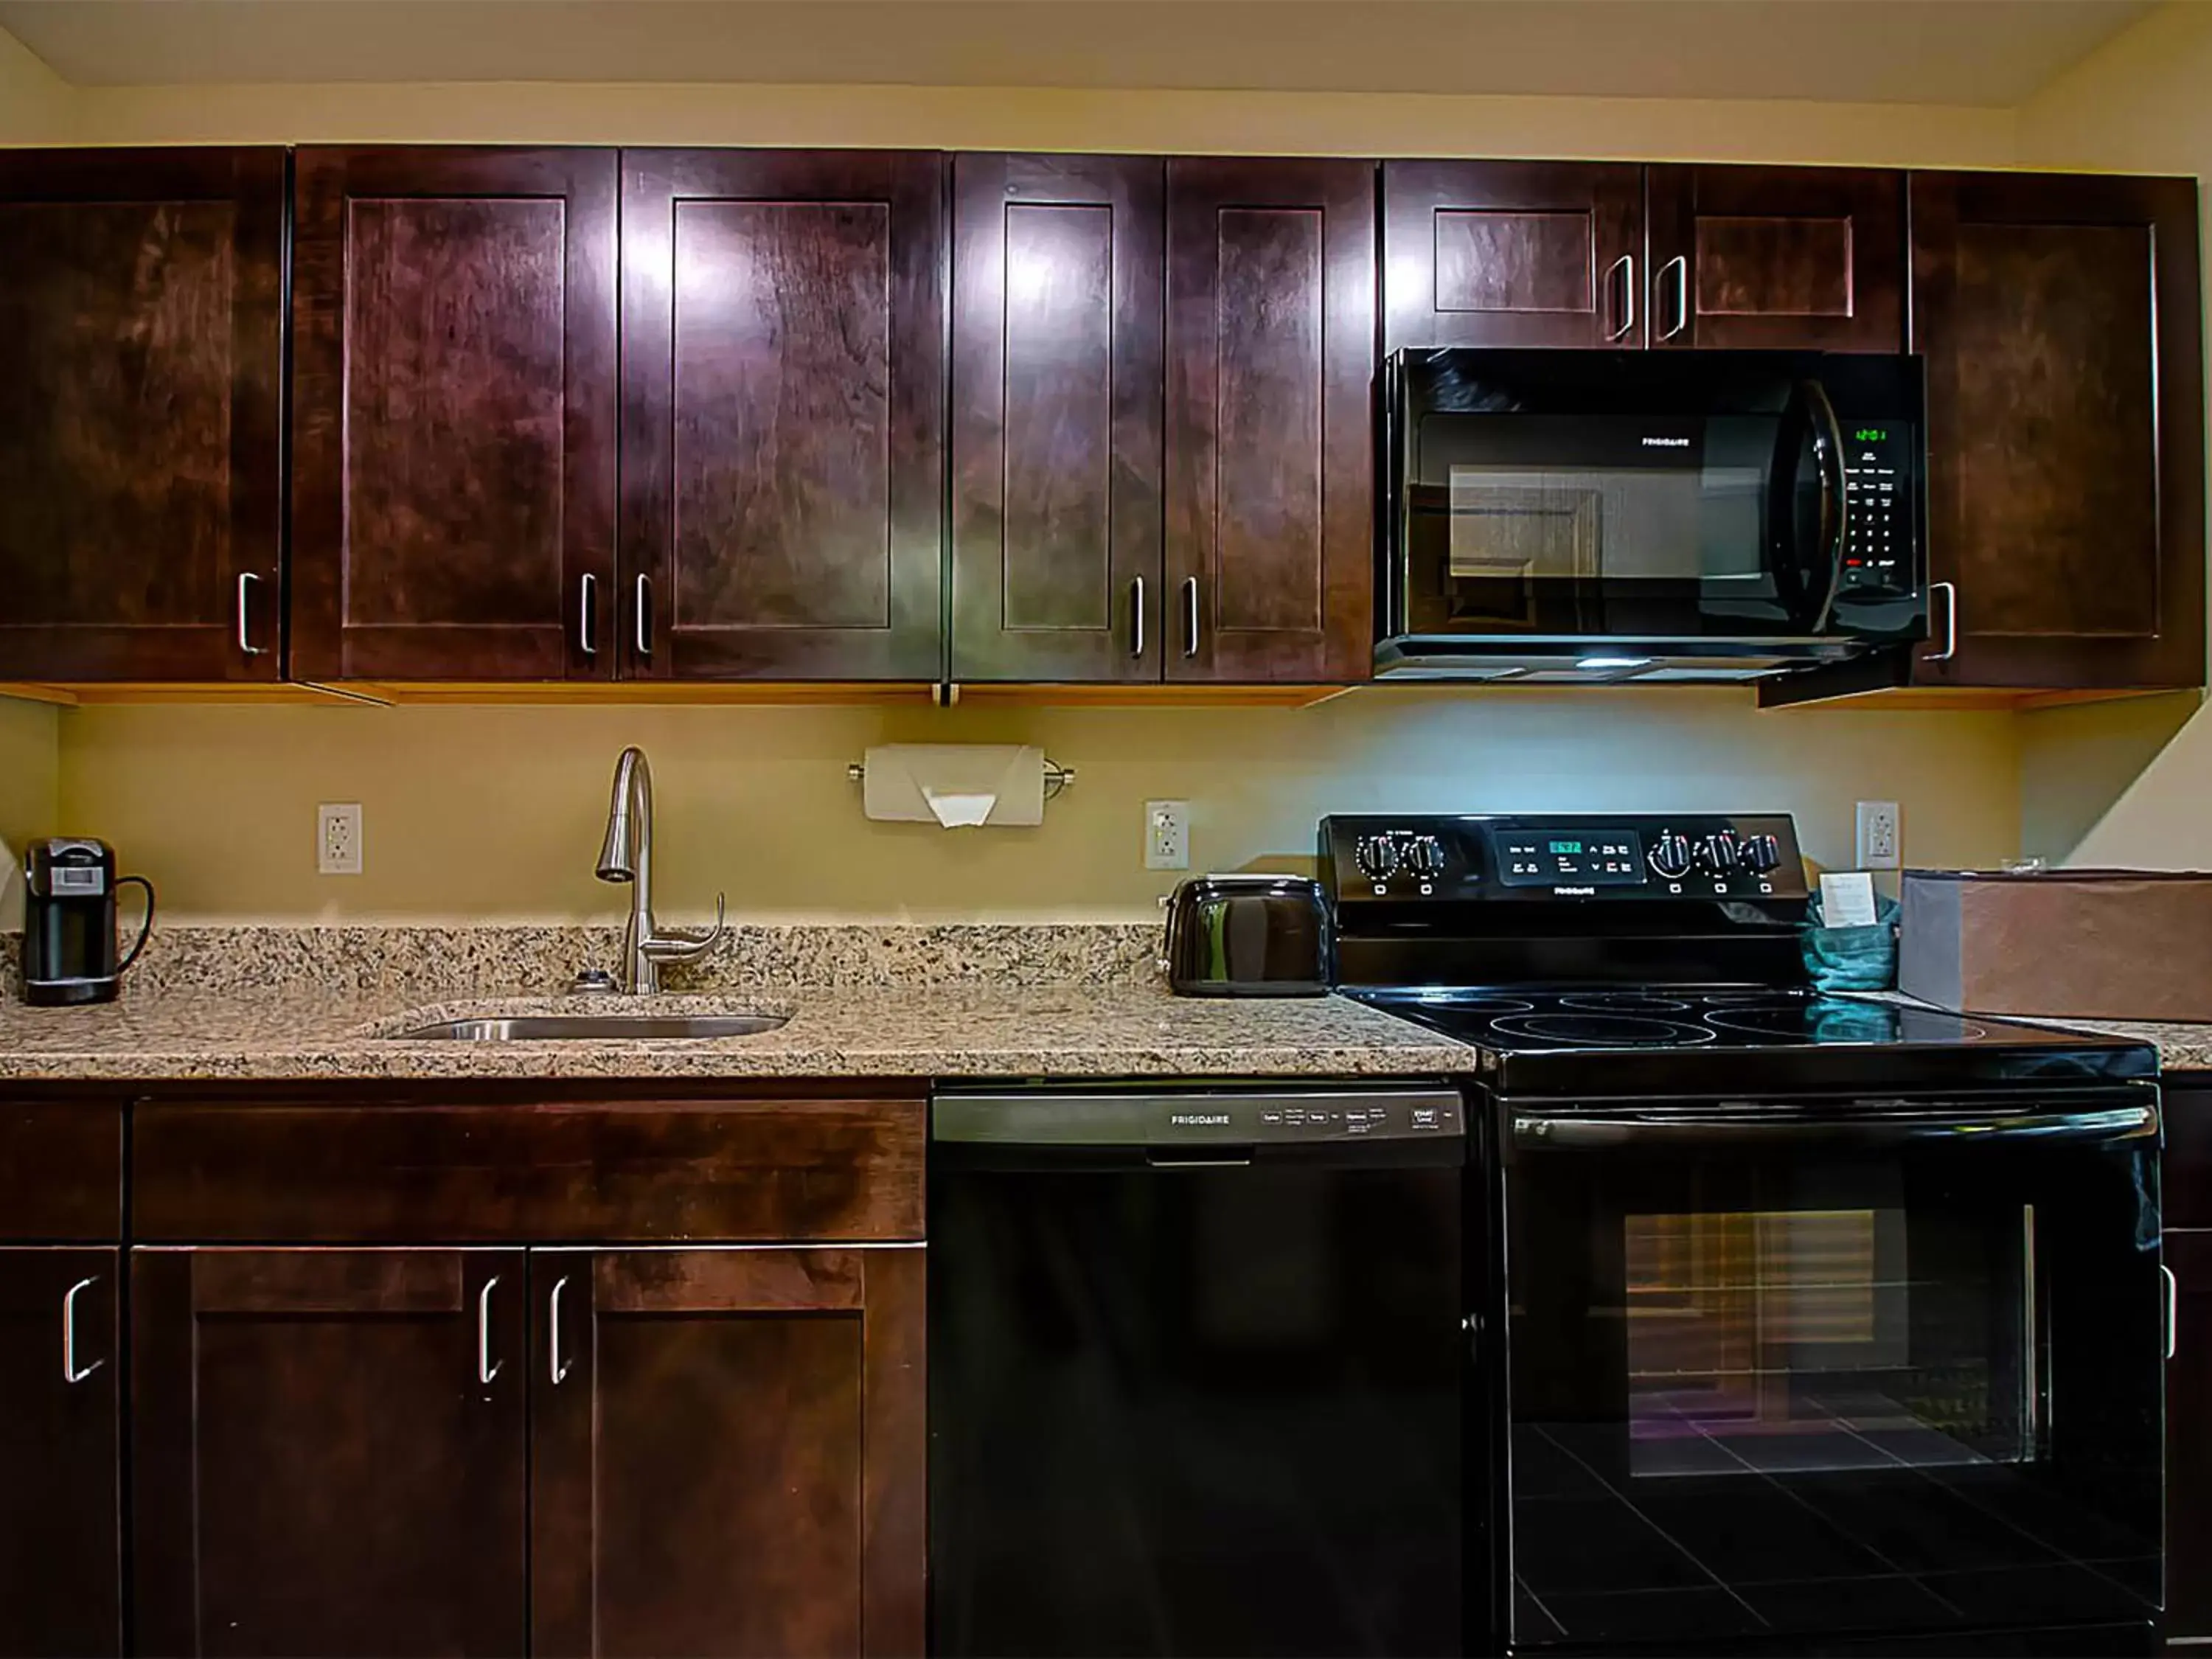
(1514, 1102), (2159, 1150)
(1800, 378), (1849, 633)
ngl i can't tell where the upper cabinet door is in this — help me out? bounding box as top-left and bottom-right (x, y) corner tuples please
(0, 149), (284, 683)
(1910, 171), (2203, 689)
(1382, 160), (1644, 352)
(290, 147), (618, 682)
(1645, 164), (1904, 352)
(951, 154), (1164, 683)
(622, 151), (945, 681)
(1166, 158), (1376, 684)
(531, 1248), (925, 1658)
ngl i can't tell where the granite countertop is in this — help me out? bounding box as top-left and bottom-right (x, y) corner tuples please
(0, 982), (1475, 1083)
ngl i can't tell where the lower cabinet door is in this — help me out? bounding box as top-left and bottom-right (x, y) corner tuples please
(0, 1248), (119, 1658)
(2171, 1230), (2212, 1640)
(531, 1246), (927, 1658)
(131, 1248), (529, 1658)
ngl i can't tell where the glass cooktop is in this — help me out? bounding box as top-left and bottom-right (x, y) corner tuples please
(1355, 987), (2053, 1054)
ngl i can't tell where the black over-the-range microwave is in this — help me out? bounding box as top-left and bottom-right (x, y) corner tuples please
(1376, 348), (1928, 683)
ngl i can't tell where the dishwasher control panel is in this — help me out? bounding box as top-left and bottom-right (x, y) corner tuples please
(932, 1088), (1466, 1146)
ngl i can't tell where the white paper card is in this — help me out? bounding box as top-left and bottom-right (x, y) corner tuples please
(1820, 871), (1879, 928)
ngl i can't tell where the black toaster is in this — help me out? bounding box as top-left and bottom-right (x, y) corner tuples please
(1161, 874), (1330, 997)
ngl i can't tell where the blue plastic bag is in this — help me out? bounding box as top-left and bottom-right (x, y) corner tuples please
(1800, 891), (1901, 992)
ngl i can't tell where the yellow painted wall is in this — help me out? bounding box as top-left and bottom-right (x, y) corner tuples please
(53, 695), (2020, 924)
(0, 698), (58, 928)
(0, 25), (72, 142)
(13, 42), (2039, 923)
(2014, 1), (2212, 867)
(46, 78), (2021, 166)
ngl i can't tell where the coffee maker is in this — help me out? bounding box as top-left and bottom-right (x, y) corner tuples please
(21, 839), (155, 1006)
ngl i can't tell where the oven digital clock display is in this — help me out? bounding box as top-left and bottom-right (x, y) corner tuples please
(1495, 830), (1646, 887)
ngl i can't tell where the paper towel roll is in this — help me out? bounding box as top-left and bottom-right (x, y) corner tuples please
(862, 745), (1046, 828)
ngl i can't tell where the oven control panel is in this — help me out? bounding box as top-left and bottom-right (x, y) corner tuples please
(1321, 813), (1808, 905)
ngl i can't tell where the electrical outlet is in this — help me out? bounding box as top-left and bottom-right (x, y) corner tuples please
(1855, 800), (1901, 871)
(1145, 800), (1190, 871)
(318, 802), (363, 875)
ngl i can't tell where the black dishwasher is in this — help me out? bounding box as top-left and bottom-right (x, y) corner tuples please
(929, 1085), (1471, 1658)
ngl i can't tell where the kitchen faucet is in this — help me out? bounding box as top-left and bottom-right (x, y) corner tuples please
(595, 746), (727, 994)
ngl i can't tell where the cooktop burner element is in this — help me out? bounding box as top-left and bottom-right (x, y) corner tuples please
(1486, 1012), (1716, 1048)
(1556, 992), (1694, 1014)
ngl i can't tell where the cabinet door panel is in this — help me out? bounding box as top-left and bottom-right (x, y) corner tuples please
(133, 1248), (528, 1658)
(1166, 158), (1374, 684)
(952, 154), (1163, 681)
(532, 1247), (925, 1658)
(622, 151), (944, 681)
(1383, 160), (1644, 350)
(291, 147), (617, 681)
(0, 149), (283, 681)
(0, 1249), (119, 1658)
(2169, 1231), (2212, 1638)
(1910, 172), (2203, 688)
(1646, 165), (1902, 351)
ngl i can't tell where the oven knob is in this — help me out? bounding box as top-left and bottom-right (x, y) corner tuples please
(1402, 836), (1444, 879)
(1647, 832), (1692, 880)
(1739, 833), (1782, 874)
(1695, 833), (1741, 875)
(1354, 835), (1401, 880)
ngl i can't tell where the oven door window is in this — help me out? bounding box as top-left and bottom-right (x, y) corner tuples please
(1504, 1120), (2161, 1648)
(1407, 411), (1828, 638)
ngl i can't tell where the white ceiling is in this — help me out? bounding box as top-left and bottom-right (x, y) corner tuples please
(0, 0), (2157, 105)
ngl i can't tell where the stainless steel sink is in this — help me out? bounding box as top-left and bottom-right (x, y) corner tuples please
(392, 1012), (790, 1042)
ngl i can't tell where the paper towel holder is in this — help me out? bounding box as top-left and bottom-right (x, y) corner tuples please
(847, 757), (1076, 800)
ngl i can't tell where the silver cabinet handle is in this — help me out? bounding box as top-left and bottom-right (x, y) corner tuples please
(236, 571), (268, 657)
(1660, 255), (1690, 341)
(634, 574), (653, 658)
(549, 1275), (572, 1385)
(1130, 576), (1146, 660)
(476, 1275), (501, 1384)
(579, 574), (599, 658)
(1926, 580), (1959, 664)
(62, 1277), (100, 1385)
(1604, 254), (1635, 341)
(1181, 576), (1200, 659)
(2164, 1263), (2180, 1362)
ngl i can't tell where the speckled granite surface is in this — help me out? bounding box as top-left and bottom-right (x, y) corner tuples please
(0, 981), (1470, 1082)
(0, 922), (1164, 1001)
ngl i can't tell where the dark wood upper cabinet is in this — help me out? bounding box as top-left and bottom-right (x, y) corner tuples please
(290, 147), (618, 682)
(0, 149), (285, 683)
(1908, 171), (2203, 689)
(133, 1248), (529, 1658)
(1382, 160), (1644, 351)
(0, 1249), (120, 1659)
(951, 153), (1164, 682)
(622, 150), (945, 682)
(532, 1247), (925, 1658)
(2170, 1226), (2212, 1640)
(1645, 164), (1904, 351)
(1166, 157), (1376, 684)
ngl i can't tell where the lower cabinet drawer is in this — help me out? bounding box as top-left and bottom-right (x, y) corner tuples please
(0, 1099), (122, 1241)
(133, 1098), (925, 1242)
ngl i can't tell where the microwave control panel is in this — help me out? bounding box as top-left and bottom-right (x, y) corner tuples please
(1838, 423), (1918, 598)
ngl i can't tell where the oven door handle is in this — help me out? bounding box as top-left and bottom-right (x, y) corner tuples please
(1513, 1102), (2158, 1150)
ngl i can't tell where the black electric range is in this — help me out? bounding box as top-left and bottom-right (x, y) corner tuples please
(1322, 814), (2165, 1658)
